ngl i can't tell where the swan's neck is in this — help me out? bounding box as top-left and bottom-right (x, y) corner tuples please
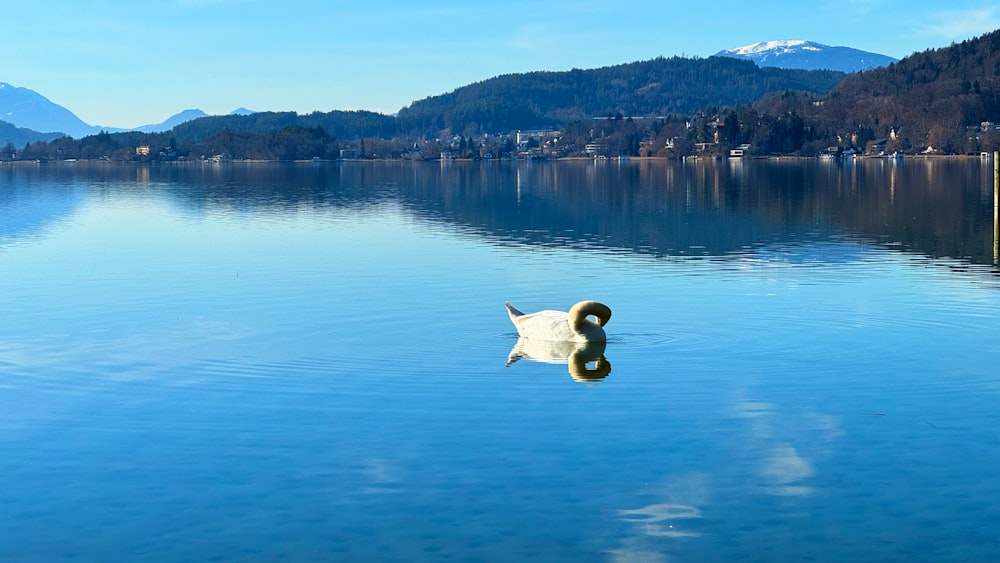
(568, 301), (612, 338)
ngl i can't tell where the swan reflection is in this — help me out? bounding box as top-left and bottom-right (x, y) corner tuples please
(506, 337), (612, 382)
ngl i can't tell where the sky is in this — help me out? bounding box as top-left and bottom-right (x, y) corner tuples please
(4, 0), (1000, 129)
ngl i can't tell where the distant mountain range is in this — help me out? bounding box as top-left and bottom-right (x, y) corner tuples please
(134, 109), (209, 133)
(0, 82), (97, 139)
(0, 81), (254, 141)
(1, 39), (892, 141)
(133, 107), (257, 133)
(4, 28), (1000, 159)
(0, 38), (945, 150)
(714, 40), (898, 73)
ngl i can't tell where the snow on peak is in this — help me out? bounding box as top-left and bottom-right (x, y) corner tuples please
(727, 40), (815, 55)
(716, 39), (897, 72)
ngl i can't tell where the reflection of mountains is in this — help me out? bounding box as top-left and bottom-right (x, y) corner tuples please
(0, 166), (86, 243)
(9, 159), (995, 267)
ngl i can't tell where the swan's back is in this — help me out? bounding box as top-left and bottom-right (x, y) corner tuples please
(505, 301), (608, 342)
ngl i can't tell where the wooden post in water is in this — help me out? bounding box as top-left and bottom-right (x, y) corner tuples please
(995, 151), (999, 265)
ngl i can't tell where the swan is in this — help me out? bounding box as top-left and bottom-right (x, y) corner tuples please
(505, 300), (612, 343)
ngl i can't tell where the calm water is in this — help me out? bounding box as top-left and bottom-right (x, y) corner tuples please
(2, 159), (1000, 562)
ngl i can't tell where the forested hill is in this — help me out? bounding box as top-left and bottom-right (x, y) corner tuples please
(396, 56), (846, 134)
(169, 110), (398, 144)
(0, 121), (63, 148)
(790, 29), (1000, 153)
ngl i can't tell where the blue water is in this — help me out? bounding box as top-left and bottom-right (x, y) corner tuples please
(2, 160), (1000, 561)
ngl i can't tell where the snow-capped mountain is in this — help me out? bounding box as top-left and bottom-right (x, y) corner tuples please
(714, 40), (897, 73)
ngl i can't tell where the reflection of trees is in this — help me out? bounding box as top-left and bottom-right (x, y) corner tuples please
(402, 159), (998, 267)
(12, 159), (996, 268)
(406, 161), (798, 255)
(824, 158), (995, 264)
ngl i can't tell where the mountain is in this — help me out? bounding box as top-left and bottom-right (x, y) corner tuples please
(715, 40), (898, 73)
(396, 56), (846, 134)
(741, 29), (1000, 155)
(800, 29), (1000, 153)
(0, 120), (64, 147)
(0, 82), (255, 138)
(135, 109), (209, 133)
(0, 82), (96, 138)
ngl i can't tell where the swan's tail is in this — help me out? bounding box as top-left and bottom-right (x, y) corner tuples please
(505, 303), (524, 328)
(504, 303), (524, 320)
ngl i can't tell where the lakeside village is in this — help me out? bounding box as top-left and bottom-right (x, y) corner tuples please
(418, 115), (1000, 161)
(5, 113), (1000, 165)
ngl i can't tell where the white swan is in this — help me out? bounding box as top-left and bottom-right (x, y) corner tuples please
(505, 300), (612, 342)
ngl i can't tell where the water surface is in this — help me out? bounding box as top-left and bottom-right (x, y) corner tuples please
(2, 159), (999, 562)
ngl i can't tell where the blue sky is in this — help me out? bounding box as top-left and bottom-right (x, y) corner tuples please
(4, 0), (999, 128)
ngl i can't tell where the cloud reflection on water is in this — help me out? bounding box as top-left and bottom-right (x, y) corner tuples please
(732, 399), (845, 498)
(618, 503), (703, 538)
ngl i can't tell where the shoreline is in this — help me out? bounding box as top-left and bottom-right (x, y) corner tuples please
(0, 153), (993, 166)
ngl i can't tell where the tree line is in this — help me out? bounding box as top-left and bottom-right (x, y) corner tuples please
(12, 126), (341, 162)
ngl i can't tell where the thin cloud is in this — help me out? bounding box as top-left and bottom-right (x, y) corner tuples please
(842, 0), (880, 15)
(920, 7), (1000, 42)
(167, 0), (250, 6)
(507, 24), (560, 50)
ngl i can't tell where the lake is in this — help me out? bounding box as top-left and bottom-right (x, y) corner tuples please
(2, 158), (1000, 562)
